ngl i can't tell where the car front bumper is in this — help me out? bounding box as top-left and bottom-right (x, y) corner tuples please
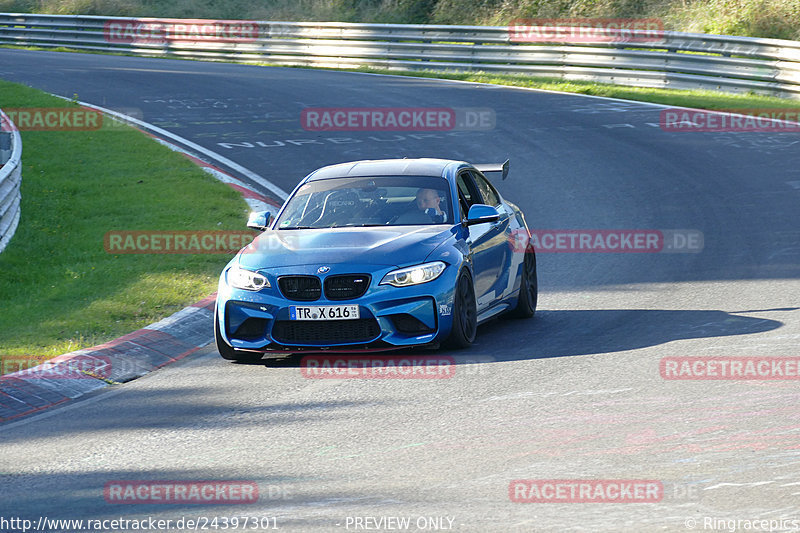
(216, 262), (459, 354)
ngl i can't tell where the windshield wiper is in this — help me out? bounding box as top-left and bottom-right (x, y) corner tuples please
(280, 226), (315, 230)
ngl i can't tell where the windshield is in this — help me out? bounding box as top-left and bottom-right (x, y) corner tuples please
(275, 176), (454, 229)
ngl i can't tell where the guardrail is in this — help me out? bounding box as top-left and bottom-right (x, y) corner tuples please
(1, 13), (800, 98)
(0, 107), (21, 255)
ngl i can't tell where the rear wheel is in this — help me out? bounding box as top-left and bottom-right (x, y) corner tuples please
(510, 246), (537, 318)
(214, 311), (265, 363)
(444, 270), (477, 349)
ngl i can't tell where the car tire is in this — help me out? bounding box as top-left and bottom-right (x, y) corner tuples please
(510, 245), (537, 319)
(214, 311), (265, 363)
(444, 270), (477, 349)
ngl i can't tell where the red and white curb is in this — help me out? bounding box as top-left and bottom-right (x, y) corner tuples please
(0, 103), (286, 423)
(0, 297), (217, 423)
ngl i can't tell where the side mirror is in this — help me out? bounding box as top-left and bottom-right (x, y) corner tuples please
(247, 211), (271, 231)
(465, 204), (500, 226)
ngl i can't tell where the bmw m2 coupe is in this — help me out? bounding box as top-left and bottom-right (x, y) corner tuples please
(215, 158), (536, 361)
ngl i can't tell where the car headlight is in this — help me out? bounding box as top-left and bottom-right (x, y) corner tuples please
(227, 264), (270, 291)
(380, 261), (446, 287)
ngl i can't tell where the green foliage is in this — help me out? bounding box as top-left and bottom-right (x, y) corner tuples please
(663, 0), (800, 41)
(0, 0), (35, 12)
(4, 0), (799, 40)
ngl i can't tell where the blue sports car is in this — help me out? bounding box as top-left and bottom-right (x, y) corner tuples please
(215, 158), (537, 361)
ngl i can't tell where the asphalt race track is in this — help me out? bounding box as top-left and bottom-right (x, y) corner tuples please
(1, 49), (799, 532)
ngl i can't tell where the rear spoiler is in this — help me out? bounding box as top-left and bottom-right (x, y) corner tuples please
(474, 159), (510, 180)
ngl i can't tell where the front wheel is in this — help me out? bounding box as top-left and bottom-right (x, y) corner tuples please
(444, 270), (477, 349)
(510, 246), (537, 318)
(214, 311), (265, 363)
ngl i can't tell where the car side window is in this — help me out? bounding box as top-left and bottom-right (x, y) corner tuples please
(457, 170), (481, 205)
(456, 171), (480, 219)
(470, 170), (501, 206)
(456, 173), (473, 204)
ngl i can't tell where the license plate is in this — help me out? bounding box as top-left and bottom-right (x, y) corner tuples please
(290, 305), (360, 321)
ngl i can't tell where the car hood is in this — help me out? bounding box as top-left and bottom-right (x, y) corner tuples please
(237, 226), (455, 269)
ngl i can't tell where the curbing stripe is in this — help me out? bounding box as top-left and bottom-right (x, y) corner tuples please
(0, 320), (213, 422)
(0, 378), (55, 408)
(3, 378), (68, 405)
(190, 295), (217, 309)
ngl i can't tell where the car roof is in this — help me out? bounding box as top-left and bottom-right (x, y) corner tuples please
(306, 158), (466, 181)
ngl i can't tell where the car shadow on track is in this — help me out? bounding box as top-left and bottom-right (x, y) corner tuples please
(463, 307), (788, 362)
(238, 307), (787, 368)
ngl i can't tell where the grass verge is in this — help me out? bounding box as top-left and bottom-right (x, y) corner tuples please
(0, 79), (250, 359)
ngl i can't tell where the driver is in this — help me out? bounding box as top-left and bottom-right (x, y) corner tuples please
(415, 188), (445, 222)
